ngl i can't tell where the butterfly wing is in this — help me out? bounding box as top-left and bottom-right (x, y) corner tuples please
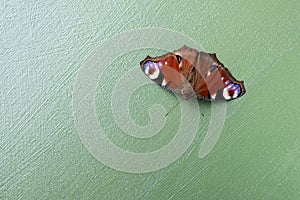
(140, 53), (195, 99)
(140, 45), (246, 101)
(174, 46), (246, 101)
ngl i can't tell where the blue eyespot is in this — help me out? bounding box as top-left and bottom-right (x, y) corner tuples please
(210, 65), (218, 72)
(143, 61), (154, 71)
(176, 55), (182, 63)
(222, 82), (243, 100)
(235, 84), (241, 94)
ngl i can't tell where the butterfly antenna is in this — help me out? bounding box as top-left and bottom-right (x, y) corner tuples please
(165, 102), (180, 117)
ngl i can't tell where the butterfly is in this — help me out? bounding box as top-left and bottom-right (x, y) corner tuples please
(140, 45), (246, 101)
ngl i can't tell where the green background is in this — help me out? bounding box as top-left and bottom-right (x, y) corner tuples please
(1, 0), (299, 199)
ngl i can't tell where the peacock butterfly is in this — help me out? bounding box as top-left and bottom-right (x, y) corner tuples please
(140, 45), (246, 101)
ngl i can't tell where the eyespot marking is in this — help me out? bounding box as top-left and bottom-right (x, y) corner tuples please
(143, 61), (160, 80)
(210, 65), (218, 71)
(207, 65), (218, 77)
(176, 55), (182, 63)
(223, 83), (242, 100)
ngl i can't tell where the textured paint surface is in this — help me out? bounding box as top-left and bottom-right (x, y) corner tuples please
(1, 0), (300, 199)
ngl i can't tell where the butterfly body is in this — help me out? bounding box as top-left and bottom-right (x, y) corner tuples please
(140, 45), (246, 101)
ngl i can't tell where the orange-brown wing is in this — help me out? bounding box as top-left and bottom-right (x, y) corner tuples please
(140, 45), (245, 101)
(174, 45), (246, 101)
(140, 53), (194, 99)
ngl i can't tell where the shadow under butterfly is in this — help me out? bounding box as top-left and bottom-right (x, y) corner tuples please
(140, 45), (246, 102)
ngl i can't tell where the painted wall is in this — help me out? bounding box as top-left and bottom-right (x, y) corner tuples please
(1, 0), (299, 199)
